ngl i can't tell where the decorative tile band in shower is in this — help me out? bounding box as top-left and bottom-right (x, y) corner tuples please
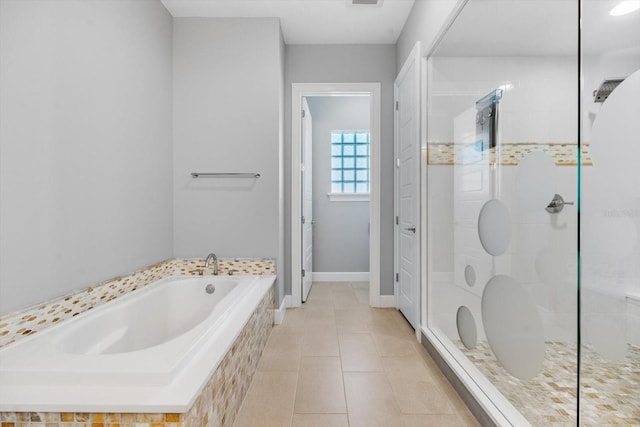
(427, 142), (593, 166)
(0, 258), (275, 349)
(0, 284), (275, 427)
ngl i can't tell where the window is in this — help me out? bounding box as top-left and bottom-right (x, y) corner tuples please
(330, 131), (370, 200)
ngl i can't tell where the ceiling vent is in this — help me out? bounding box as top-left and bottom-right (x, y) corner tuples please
(348, 0), (383, 6)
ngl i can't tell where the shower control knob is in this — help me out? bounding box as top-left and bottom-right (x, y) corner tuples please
(545, 194), (574, 214)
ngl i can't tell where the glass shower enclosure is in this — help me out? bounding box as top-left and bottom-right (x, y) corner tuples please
(424, 0), (640, 425)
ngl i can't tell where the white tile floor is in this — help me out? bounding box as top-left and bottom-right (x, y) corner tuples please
(233, 282), (480, 427)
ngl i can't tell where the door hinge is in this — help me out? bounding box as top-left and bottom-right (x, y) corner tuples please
(395, 101), (399, 111)
(396, 215), (399, 225)
(302, 109), (306, 118)
(395, 273), (399, 282)
(301, 216), (305, 225)
(396, 158), (400, 168)
(302, 269), (306, 278)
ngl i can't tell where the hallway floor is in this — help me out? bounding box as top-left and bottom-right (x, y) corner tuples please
(233, 282), (480, 427)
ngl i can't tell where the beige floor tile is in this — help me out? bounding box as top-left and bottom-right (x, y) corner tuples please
(383, 357), (456, 415)
(304, 306), (336, 322)
(343, 372), (399, 409)
(335, 308), (373, 334)
(294, 357), (347, 413)
(276, 308), (307, 334)
(302, 294), (334, 309)
(333, 296), (361, 310)
(339, 333), (384, 372)
(290, 414), (349, 427)
(373, 333), (419, 357)
(258, 332), (303, 371)
(350, 281), (369, 290)
(238, 282), (478, 427)
(258, 351), (302, 371)
(302, 333), (340, 357)
(344, 372), (402, 426)
(300, 356), (342, 371)
(370, 314), (416, 340)
(401, 414), (469, 427)
(348, 411), (404, 427)
(390, 380), (457, 414)
(354, 288), (370, 305)
(233, 371), (298, 427)
(382, 356), (436, 383)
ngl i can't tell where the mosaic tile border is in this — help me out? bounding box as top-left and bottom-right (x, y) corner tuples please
(0, 258), (275, 349)
(427, 142), (593, 166)
(0, 284), (275, 427)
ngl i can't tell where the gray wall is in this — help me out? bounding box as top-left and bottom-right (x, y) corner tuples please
(396, 0), (459, 71)
(284, 45), (396, 296)
(305, 97), (370, 273)
(0, 0), (173, 313)
(172, 18), (285, 303)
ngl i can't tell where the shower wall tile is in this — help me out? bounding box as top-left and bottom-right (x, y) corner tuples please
(427, 142), (592, 166)
(0, 258), (275, 349)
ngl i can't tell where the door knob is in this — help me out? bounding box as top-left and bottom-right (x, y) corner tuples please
(405, 226), (416, 233)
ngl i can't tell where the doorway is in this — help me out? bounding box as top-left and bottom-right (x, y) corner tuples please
(291, 83), (382, 307)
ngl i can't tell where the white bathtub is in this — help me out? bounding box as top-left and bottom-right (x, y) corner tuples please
(0, 274), (275, 413)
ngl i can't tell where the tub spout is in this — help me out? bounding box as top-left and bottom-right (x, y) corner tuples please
(205, 253), (219, 275)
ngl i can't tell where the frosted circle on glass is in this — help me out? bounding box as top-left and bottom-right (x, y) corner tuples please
(478, 199), (511, 256)
(464, 265), (476, 287)
(516, 151), (557, 213)
(456, 306), (477, 350)
(481, 275), (545, 380)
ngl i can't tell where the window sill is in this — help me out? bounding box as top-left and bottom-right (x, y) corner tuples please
(327, 192), (370, 202)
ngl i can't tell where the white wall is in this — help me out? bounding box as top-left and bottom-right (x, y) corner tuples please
(396, 0), (459, 71)
(284, 44), (397, 296)
(0, 0), (174, 313)
(172, 18), (285, 302)
(429, 56), (578, 142)
(305, 96), (370, 273)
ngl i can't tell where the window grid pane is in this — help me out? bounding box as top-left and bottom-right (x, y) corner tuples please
(331, 131), (370, 194)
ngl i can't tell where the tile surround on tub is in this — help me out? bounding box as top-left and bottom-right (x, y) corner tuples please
(0, 258), (275, 349)
(0, 280), (275, 427)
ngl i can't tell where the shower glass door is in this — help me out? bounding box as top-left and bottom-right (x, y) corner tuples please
(580, 1), (640, 425)
(425, 0), (580, 424)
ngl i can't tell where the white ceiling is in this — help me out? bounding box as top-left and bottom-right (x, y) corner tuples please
(160, 0), (416, 45)
(433, 0), (640, 57)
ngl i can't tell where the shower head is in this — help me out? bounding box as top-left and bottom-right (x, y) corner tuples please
(593, 78), (626, 103)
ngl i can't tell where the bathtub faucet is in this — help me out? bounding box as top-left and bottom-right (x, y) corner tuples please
(205, 253), (219, 275)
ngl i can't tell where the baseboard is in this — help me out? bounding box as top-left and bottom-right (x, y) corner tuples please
(377, 294), (396, 308)
(312, 272), (370, 282)
(274, 295), (289, 325)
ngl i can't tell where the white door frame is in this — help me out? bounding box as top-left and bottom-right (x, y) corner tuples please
(291, 82), (382, 307)
(394, 42), (422, 330)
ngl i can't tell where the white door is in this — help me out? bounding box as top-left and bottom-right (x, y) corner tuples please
(395, 44), (421, 329)
(301, 98), (314, 302)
